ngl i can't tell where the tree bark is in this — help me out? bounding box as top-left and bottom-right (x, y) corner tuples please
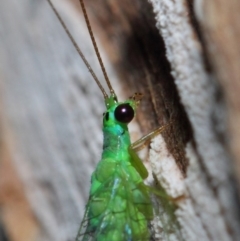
(0, 0), (239, 241)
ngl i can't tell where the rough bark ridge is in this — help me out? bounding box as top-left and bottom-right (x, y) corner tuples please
(0, 0), (239, 241)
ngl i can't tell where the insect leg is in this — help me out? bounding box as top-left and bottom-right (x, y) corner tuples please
(128, 122), (172, 179)
(131, 123), (171, 152)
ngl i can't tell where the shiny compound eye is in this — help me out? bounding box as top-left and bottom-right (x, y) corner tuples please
(114, 103), (134, 123)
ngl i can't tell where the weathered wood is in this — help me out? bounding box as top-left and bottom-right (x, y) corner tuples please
(0, 0), (116, 240)
(0, 0), (239, 240)
(195, 0), (240, 186)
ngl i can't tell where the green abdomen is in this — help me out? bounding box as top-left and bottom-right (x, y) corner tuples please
(85, 158), (153, 241)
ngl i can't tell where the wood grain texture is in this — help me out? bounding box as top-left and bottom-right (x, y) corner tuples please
(0, 0), (113, 240)
(0, 0), (239, 240)
(195, 0), (240, 186)
(150, 0), (240, 240)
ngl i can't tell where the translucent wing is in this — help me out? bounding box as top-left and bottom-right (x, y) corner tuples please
(149, 183), (183, 241)
(76, 159), (153, 241)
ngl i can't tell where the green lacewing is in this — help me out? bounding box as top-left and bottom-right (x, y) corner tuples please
(46, 0), (179, 240)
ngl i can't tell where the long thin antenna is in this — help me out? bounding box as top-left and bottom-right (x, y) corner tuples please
(78, 0), (116, 97)
(46, 0), (108, 98)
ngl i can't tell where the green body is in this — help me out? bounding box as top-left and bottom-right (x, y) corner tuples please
(77, 95), (153, 241)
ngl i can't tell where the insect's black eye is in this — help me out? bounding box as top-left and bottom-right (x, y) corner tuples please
(114, 103), (134, 123)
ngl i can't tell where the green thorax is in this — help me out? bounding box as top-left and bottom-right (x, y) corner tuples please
(84, 93), (152, 241)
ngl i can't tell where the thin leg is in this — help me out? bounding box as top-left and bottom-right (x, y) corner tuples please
(128, 121), (172, 179)
(131, 122), (171, 152)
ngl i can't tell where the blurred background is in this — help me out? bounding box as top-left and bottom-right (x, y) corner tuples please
(0, 0), (111, 240)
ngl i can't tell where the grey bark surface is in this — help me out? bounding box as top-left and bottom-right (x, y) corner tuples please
(0, 1), (115, 240)
(0, 0), (239, 241)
